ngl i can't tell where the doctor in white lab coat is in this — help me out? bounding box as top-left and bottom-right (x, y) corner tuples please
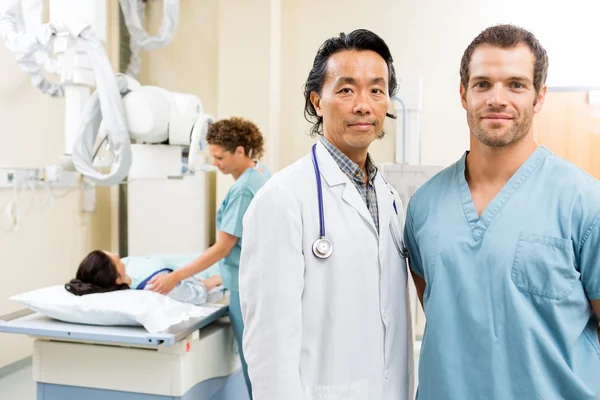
(239, 29), (414, 400)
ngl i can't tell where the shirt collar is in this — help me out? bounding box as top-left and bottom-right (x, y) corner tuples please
(319, 136), (378, 185)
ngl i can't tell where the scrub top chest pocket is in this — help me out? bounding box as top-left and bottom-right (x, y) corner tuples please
(511, 231), (579, 300)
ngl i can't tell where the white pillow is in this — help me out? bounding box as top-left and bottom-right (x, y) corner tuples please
(11, 285), (218, 333)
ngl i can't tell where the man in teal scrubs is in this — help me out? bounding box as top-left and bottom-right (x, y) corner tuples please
(404, 24), (600, 399)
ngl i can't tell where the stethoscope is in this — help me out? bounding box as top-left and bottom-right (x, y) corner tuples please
(311, 144), (334, 259)
(310, 143), (407, 260)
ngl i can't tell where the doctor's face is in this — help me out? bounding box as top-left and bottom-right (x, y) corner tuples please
(310, 50), (390, 158)
(460, 43), (546, 148)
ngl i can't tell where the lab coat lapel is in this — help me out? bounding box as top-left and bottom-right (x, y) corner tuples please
(316, 142), (378, 235)
(375, 173), (393, 244)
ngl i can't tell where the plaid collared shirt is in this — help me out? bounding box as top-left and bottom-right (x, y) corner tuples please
(320, 136), (379, 233)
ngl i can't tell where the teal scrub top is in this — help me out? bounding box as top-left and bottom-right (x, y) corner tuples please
(404, 146), (600, 400)
(217, 162), (271, 291)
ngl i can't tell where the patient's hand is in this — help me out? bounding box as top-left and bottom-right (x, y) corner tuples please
(147, 273), (179, 295)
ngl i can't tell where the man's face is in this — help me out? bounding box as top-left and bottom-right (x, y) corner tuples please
(460, 43), (546, 148)
(311, 50), (390, 156)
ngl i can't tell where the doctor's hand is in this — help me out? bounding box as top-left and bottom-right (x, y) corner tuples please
(147, 273), (179, 295)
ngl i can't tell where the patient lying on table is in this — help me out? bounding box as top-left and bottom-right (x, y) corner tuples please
(65, 250), (223, 305)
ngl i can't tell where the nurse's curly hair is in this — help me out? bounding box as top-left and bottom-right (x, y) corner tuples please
(206, 117), (264, 160)
(65, 250), (130, 296)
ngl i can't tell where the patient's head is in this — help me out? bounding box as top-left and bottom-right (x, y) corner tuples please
(65, 250), (132, 296)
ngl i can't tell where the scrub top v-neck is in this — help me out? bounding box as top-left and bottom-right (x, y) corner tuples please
(404, 146), (600, 400)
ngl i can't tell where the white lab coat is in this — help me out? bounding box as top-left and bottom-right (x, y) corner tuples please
(239, 141), (415, 400)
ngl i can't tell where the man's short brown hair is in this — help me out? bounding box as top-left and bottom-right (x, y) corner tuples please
(460, 24), (549, 94)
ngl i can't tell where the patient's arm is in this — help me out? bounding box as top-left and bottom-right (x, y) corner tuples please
(201, 275), (223, 292)
(167, 277), (210, 305)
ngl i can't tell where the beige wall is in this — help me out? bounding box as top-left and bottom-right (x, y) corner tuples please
(391, 0), (600, 168)
(143, 0), (600, 174)
(280, 0), (402, 168)
(215, 0), (282, 203)
(140, 0), (218, 117)
(2, 0), (598, 369)
(0, 1), (115, 368)
(280, 0), (600, 169)
(141, 0), (279, 205)
(142, 0), (600, 341)
(140, 0), (225, 202)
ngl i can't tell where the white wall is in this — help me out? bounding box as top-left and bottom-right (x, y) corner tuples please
(0, 1), (115, 368)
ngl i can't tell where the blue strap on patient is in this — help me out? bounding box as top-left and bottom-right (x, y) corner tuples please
(136, 268), (174, 290)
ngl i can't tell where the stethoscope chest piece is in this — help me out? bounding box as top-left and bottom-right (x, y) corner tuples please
(312, 237), (333, 259)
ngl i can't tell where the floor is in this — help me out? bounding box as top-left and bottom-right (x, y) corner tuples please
(0, 362), (35, 400)
(0, 356), (414, 400)
(0, 350), (418, 400)
(0, 346), (420, 400)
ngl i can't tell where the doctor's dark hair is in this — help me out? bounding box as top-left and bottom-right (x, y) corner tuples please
(303, 29), (398, 138)
(460, 24), (549, 94)
(65, 250), (130, 296)
(206, 117), (264, 160)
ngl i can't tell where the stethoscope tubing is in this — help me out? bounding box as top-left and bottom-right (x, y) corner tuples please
(311, 143), (326, 239)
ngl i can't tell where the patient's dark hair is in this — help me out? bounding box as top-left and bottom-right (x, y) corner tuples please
(65, 250), (130, 296)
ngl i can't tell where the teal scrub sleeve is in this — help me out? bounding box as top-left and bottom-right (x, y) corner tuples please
(220, 190), (254, 238)
(404, 200), (424, 278)
(579, 215), (600, 300)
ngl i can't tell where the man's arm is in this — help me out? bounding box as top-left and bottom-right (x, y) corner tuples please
(592, 300), (600, 342)
(411, 271), (426, 308)
(403, 201), (426, 309)
(239, 184), (305, 400)
(578, 214), (600, 342)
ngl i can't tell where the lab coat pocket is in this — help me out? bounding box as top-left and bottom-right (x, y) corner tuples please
(305, 379), (369, 400)
(511, 232), (579, 300)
